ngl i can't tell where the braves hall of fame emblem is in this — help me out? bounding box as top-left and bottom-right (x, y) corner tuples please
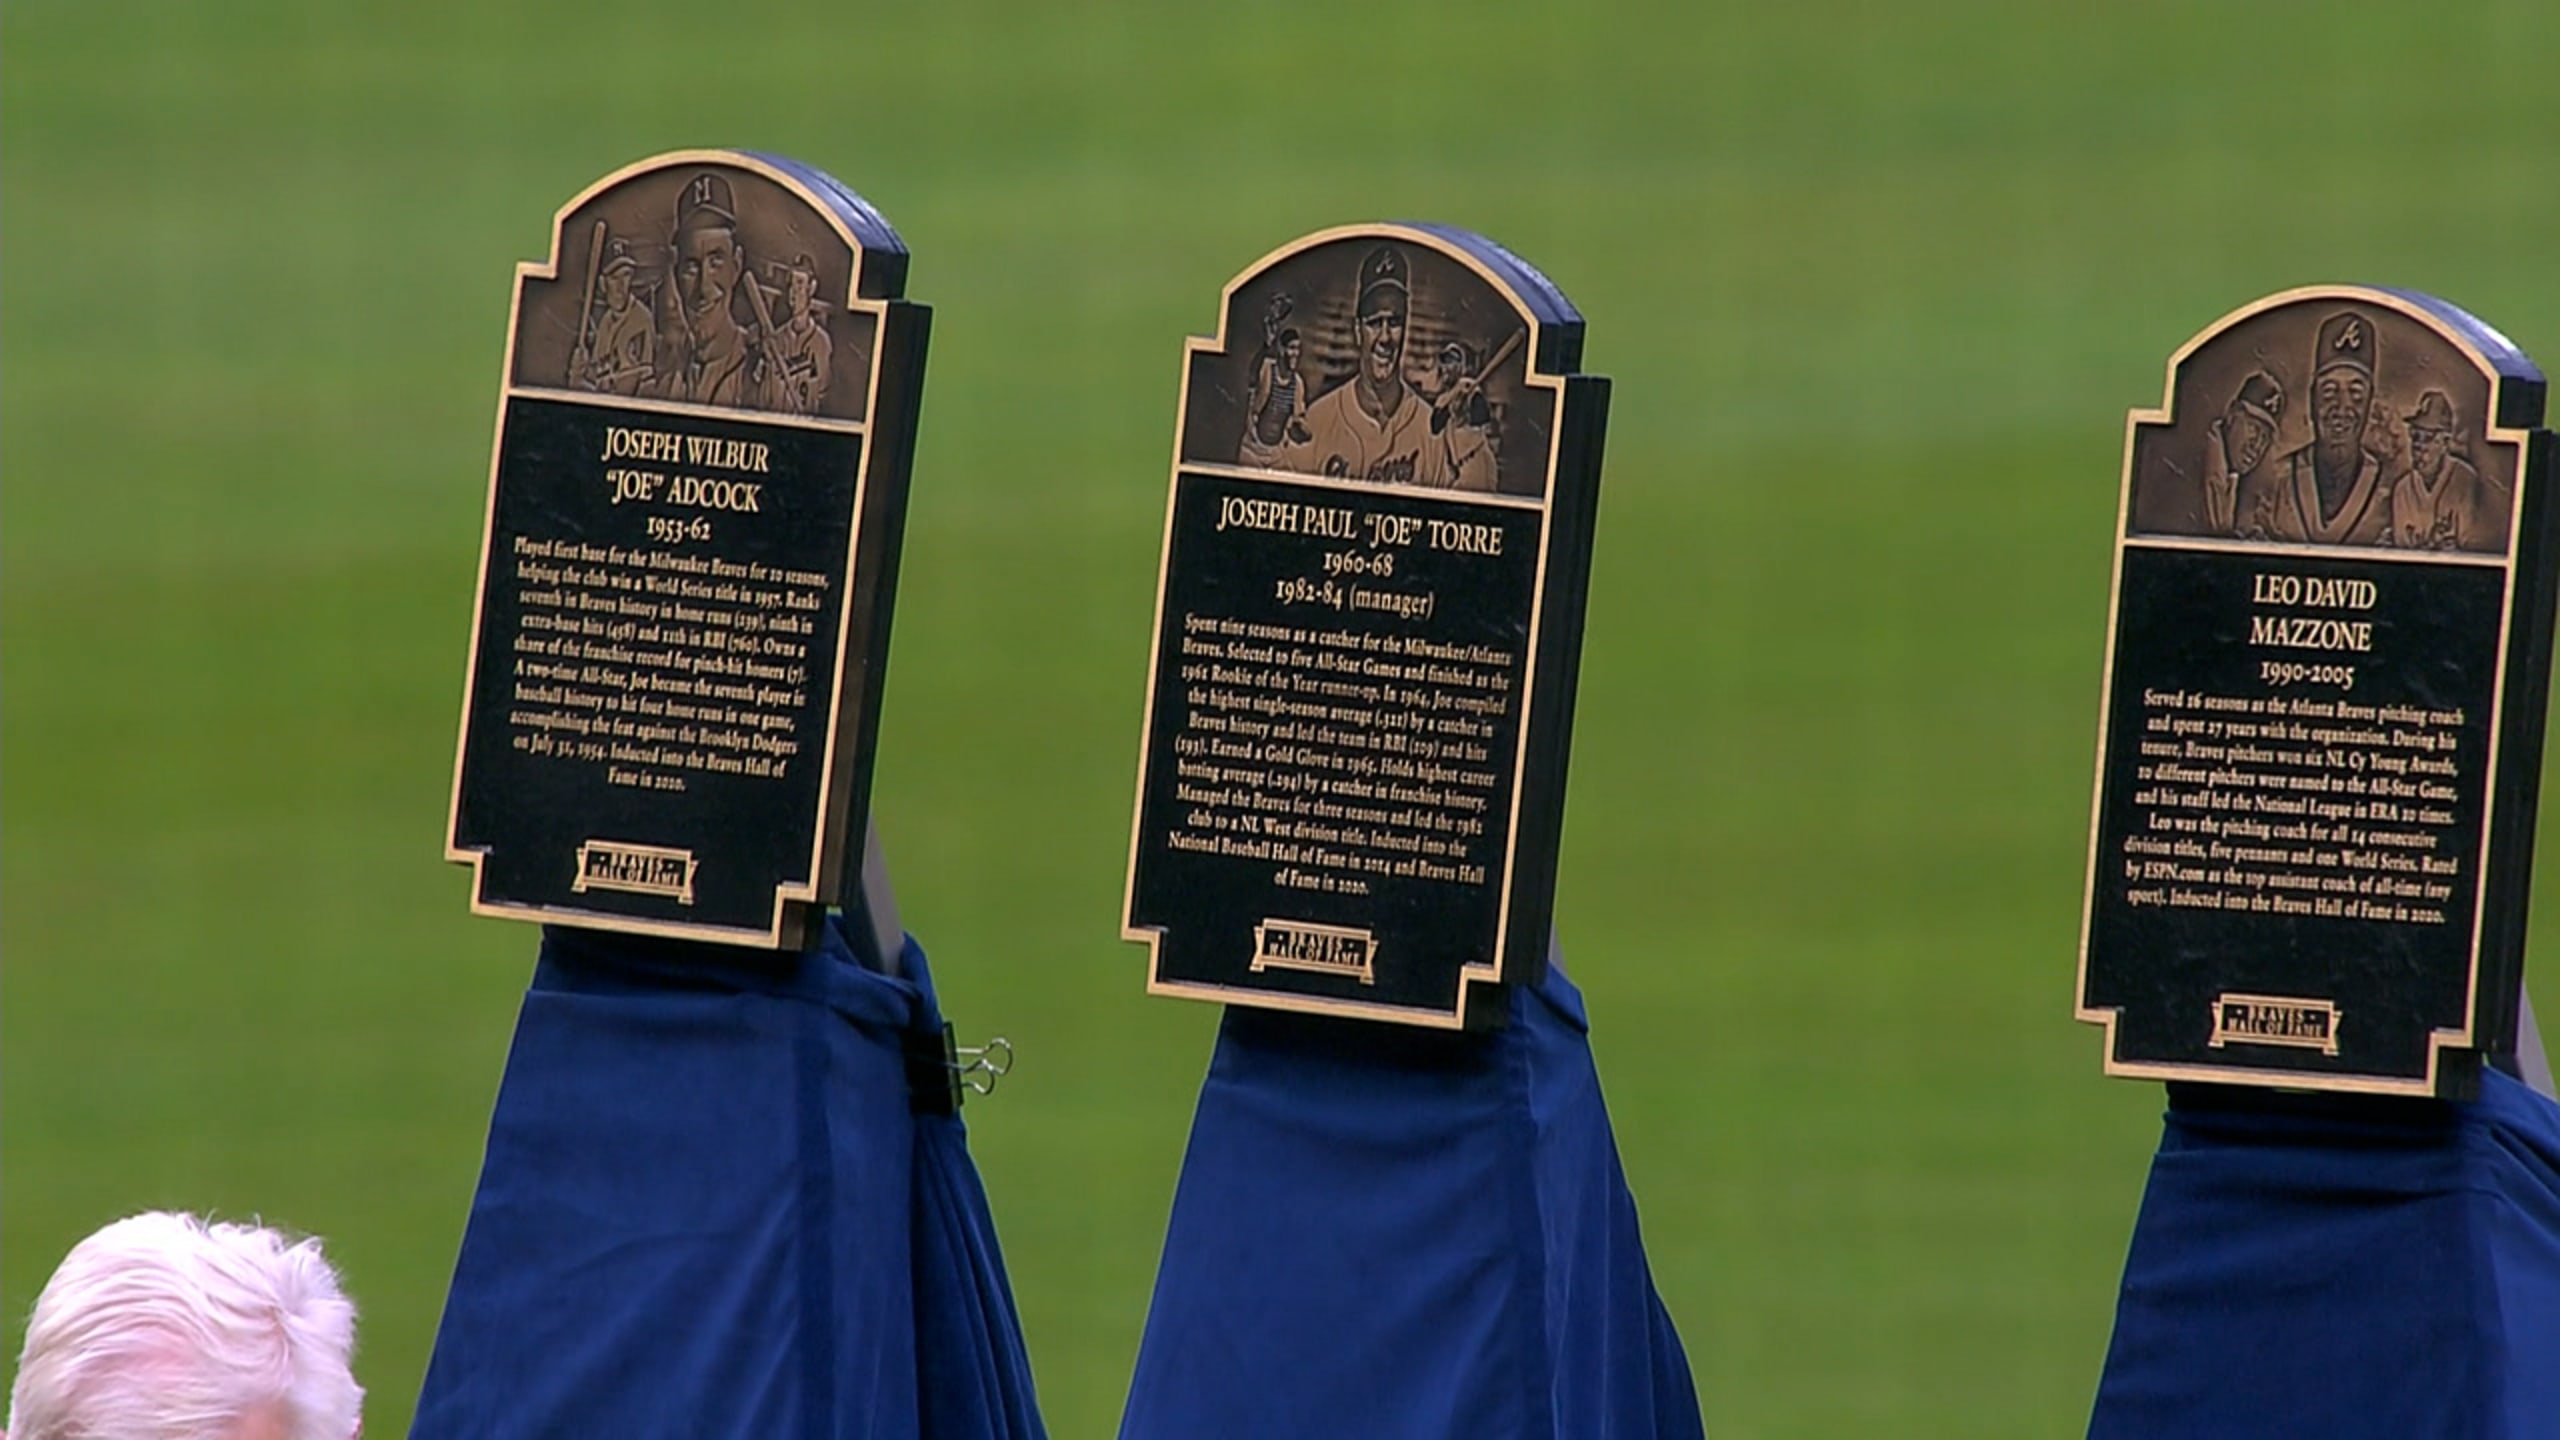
(448, 151), (931, 949)
(2079, 285), (2556, 1097)
(1124, 224), (1611, 1028)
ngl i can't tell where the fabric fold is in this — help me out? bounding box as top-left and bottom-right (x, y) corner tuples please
(2089, 1068), (2560, 1439)
(412, 914), (1044, 1439)
(1119, 963), (1704, 1440)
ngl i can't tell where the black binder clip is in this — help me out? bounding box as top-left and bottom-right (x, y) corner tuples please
(905, 1024), (1014, 1115)
(906, 1022), (963, 1116)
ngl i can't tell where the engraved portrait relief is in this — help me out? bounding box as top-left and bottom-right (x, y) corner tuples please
(2131, 300), (2515, 556)
(512, 164), (876, 424)
(1183, 237), (1553, 499)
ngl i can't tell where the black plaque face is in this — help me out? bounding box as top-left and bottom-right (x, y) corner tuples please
(1124, 224), (1608, 1028)
(2080, 286), (2554, 1095)
(448, 151), (930, 949)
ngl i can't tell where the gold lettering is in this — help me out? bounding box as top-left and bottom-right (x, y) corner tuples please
(504, 539), (825, 791)
(601, 425), (685, 464)
(663, 475), (764, 513)
(1159, 605), (1521, 898)
(2119, 686), (2464, 929)
(2249, 614), (2374, 652)
(1425, 518), (1503, 556)
(1218, 496), (1301, 534)
(2253, 571), (2378, 609)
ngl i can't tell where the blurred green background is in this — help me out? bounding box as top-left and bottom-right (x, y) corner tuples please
(6, 0), (2557, 1433)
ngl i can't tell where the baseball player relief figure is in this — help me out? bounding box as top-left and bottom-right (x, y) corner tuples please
(1132, 224), (1607, 1027)
(569, 239), (655, 396)
(761, 253), (834, 416)
(2391, 389), (2503, 553)
(1238, 295), (1312, 470)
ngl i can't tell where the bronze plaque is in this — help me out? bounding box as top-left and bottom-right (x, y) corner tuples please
(447, 151), (930, 949)
(1123, 224), (1610, 1028)
(2080, 286), (2555, 1096)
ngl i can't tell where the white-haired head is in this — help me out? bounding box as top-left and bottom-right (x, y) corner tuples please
(7, 1211), (362, 1440)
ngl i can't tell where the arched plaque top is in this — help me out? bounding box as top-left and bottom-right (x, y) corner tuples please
(1397, 222), (1585, 350)
(2153, 285), (2543, 404)
(737, 150), (911, 289)
(1177, 223), (1590, 501)
(2126, 285), (2546, 556)
(507, 150), (905, 426)
(2375, 287), (2544, 391)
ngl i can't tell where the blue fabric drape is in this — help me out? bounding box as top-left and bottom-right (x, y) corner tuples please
(1119, 963), (1705, 1440)
(411, 916), (1043, 1439)
(2090, 1069), (2560, 1439)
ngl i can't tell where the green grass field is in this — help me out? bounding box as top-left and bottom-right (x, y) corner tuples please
(7, 1), (2558, 1433)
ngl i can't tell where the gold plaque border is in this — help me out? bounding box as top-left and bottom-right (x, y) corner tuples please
(445, 149), (899, 949)
(2075, 285), (2536, 1096)
(1121, 223), (1575, 1030)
